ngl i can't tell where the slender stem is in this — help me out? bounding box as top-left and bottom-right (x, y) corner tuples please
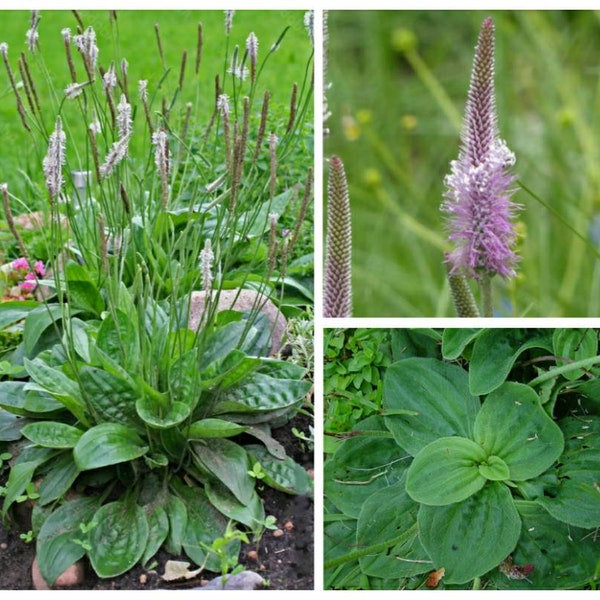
(324, 523), (418, 570)
(528, 354), (600, 387)
(481, 274), (493, 317)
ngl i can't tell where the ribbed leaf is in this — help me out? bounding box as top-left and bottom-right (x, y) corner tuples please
(22, 421), (83, 448)
(88, 499), (149, 578)
(186, 418), (248, 439)
(383, 358), (480, 456)
(474, 382), (564, 481)
(73, 423), (149, 470)
(419, 482), (521, 584)
(406, 437), (487, 505)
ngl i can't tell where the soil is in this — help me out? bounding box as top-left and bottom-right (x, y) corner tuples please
(0, 413), (314, 591)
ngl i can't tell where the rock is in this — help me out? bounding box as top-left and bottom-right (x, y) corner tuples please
(32, 556), (85, 589)
(195, 570), (264, 590)
(272, 528), (284, 538)
(188, 289), (286, 355)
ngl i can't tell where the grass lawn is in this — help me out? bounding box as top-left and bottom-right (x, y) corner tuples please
(326, 10), (600, 317)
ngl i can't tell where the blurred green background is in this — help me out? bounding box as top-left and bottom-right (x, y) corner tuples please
(326, 10), (600, 317)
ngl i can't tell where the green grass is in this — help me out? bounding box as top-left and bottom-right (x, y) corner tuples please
(0, 10), (312, 201)
(326, 10), (600, 317)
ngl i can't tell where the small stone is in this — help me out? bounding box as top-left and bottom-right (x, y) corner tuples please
(32, 556), (84, 589)
(195, 570), (264, 590)
(139, 573), (147, 585)
(0, 542), (7, 550)
(246, 550), (259, 561)
(283, 520), (294, 531)
(272, 528), (284, 538)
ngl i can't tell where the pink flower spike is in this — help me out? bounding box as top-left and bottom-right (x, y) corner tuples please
(25, 272), (36, 281)
(34, 260), (46, 277)
(12, 257), (29, 271)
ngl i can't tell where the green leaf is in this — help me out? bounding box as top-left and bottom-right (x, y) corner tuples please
(24, 305), (79, 356)
(469, 329), (553, 395)
(168, 349), (201, 410)
(390, 329), (441, 361)
(172, 478), (238, 573)
(96, 309), (140, 373)
(552, 328), (598, 381)
(79, 367), (142, 430)
(135, 396), (191, 429)
(2, 460), (41, 516)
(441, 328), (482, 359)
(214, 373), (310, 418)
(36, 497), (100, 586)
(21, 422), (83, 449)
(186, 418), (248, 439)
(0, 409), (24, 441)
(88, 499), (149, 578)
(141, 506), (169, 566)
(383, 358), (480, 456)
(164, 493), (187, 555)
(0, 381), (29, 416)
(473, 382), (564, 481)
(37, 452), (80, 505)
(24, 358), (89, 426)
(0, 300), (39, 329)
(200, 350), (261, 391)
(478, 455), (510, 481)
(192, 439), (254, 505)
(535, 416), (600, 528)
(406, 436), (487, 505)
(325, 416), (409, 518)
(246, 444), (313, 495)
(418, 482), (521, 584)
(73, 423), (149, 471)
(205, 481), (265, 528)
(357, 477), (431, 578)
(488, 501), (599, 590)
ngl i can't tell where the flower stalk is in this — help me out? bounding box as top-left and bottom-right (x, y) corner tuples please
(442, 17), (519, 317)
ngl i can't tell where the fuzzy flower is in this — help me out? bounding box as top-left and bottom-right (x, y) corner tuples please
(61, 28), (71, 42)
(34, 260), (46, 277)
(304, 11), (314, 46)
(442, 17), (519, 280)
(103, 63), (117, 90)
(26, 11), (39, 54)
(224, 10), (235, 36)
(138, 79), (148, 102)
(99, 134), (131, 179)
(116, 94), (132, 139)
(217, 93), (230, 117)
(65, 82), (86, 99)
(227, 58), (248, 81)
(199, 239), (214, 292)
(20, 272), (37, 294)
(0, 43), (8, 60)
(152, 129), (169, 176)
(43, 116), (66, 198)
(324, 156), (352, 318)
(246, 32), (258, 83)
(74, 26), (98, 77)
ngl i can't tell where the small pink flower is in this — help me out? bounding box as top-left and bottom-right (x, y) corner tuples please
(34, 260), (46, 277)
(19, 279), (36, 294)
(12, 257), (29, 271)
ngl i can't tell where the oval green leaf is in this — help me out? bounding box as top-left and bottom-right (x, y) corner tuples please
(383, 358), (480, 456)
(22, 422), (83, 449)
(552, 328), (598, 381)
(418, 482), (521, 584)
(73, 423), (149, 470)
(135, 397), (190, 429)
(473, 382), (564, 481)
(406, 436), (487, 506)
(478, 455), (510, 481)
(88, 499), (149, 578)
(186, 418), (248, 439)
